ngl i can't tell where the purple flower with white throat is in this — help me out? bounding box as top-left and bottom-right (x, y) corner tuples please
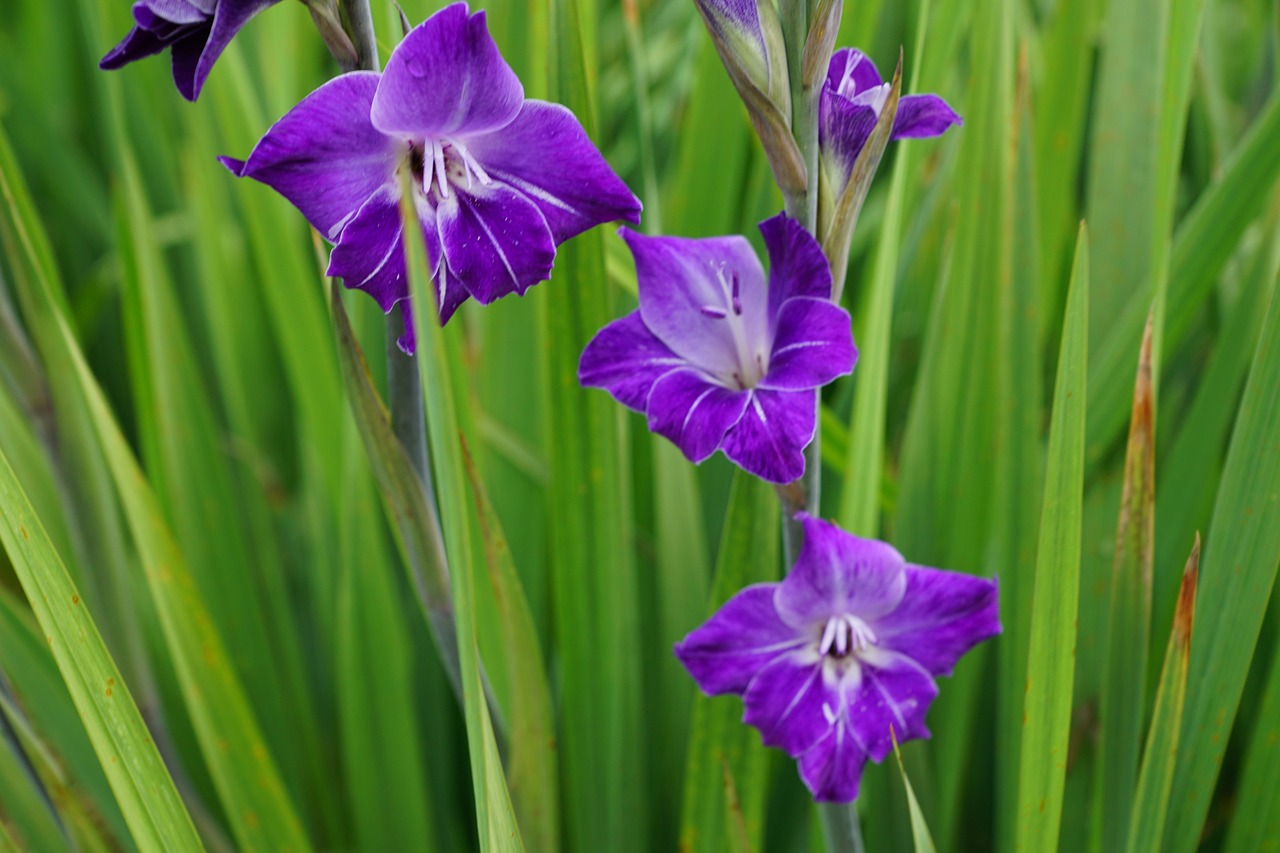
(675, 514), (1000, 802)
(100, 0), (280, 101)
(219, 3), (641, 353)
(821, 48), (961, 192)
(579, 214), (854, 484)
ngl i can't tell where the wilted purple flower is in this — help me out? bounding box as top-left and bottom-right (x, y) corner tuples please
(676, 514), (1000, 802)
(219, 3), (641, 352)
(100, 0), (280, 101)
(821, 48), (961, 190)
(579, 214), (854, 484)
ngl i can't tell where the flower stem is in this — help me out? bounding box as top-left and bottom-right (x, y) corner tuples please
(338, 0), (380, 73)
(819, 801), (867, 853)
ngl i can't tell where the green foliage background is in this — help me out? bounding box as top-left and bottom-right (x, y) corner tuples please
(1, 0), (1279, 850)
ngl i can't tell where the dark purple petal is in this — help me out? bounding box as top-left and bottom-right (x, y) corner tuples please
(741, 652), (831, 755)
(843, 649), (937, 762)
(371, 3), (523, 139)
(819, 86), (879, 183)
(646, 369), (751, 464)
(622, 228), (769, 383)
(100, 24), (172, 69)
(759, 213), (832, 318)
(168, 25), (213, 101)
(578, 312), (685, 411)
(184, 0), (277, 100)
(326, 188), (412, 312)
(718, 388), (814, 484)
(873, 566), (1001, 676)
(825, 48), (883, 97)
(435, 180), (556, 303)
(674, 584), (806, 696)
(775, 514), (907, 628)
(219, 72), (398, 240)
(759, 297), (856, 391)
(892, 94), (962, 139)
(797, 717), (871, 802)
(464, 100), (641, 243)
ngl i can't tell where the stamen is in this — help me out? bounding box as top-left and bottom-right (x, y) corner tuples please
(730, 272), (742, 315)
(819, 614), (878, 658)
(700, 305), (728, 319)
(434, 141), (450, 198)
(452, 140), (493, 188)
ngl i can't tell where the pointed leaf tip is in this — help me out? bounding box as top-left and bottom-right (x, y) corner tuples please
(1173, 534), (1200, 647)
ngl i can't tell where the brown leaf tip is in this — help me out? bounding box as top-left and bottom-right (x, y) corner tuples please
(1174, 532), (1201, 646)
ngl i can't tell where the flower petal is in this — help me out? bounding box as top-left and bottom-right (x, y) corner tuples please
(326, 188), (412, 312)
(741, 651), (832, 755)
(775, 514), (907, 628)
(674, 583), (805, 695)
(718, 388), (814, 483)
(371, 3), (523, 139)
(184, 0), (277, 100)
(578, 312), (686, 411)
(759, 297), (855, 390)
(843, 648), (938, 762)
(759, 213), (832, 318)
(796, 717), (870, 802)
(892, 94), (962, 140)
(873, 566), (1001, 676)
(464, 101), (641, 243)
(825, 48), (883, 98)
(435, 180), (556, 303)
(219, 72), (398, 241)
(646, 369), (751, 464)
(622, 228), (769, 383)
(818, 86), (879, 184)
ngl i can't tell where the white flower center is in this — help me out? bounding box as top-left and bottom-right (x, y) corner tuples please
(818, 613), (878, 658)
(699, 263), (767, 389)
(418, 137), (492, 199)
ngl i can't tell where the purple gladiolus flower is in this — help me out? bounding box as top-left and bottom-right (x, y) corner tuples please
(100, 0), (280, 101)
(675, 514), (1000, 802)
(219, 3), (641, 353)
(579, 214), (854, 484)
(821, 48), (961, 190)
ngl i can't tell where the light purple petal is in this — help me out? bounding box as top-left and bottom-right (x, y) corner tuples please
(435, 180), (556, 303)
(718, 388), (815, 484)
(843, 649), (937, 762)
(623, 228), (769, 384)
(775, 514), (907, 628)
(464, 101), (641, 243)
(892, 94), (962, 139)
(371, 3), (523, 140)
(219, 72), (398, 240)
(759, 298), (856, 391)
(797, 716), (871, 802)
(741, 652), (832, 755)
(144, 0), (214, 20)
(578, 312), (685, 411)
(646, 369), (751, 464)
(873, 566), (1001, 676)
(674, 584), (805, 696)
(759, 213), (832, 318)
(825, 48), (883, 98)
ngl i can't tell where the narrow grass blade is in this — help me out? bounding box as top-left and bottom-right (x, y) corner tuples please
(461, 441), (560, 853)
(1016, 225), (1089, 853)
(0, 448), (202, 852)
(1163, 278), (1280, 853)
(1086, 90), (1280, 462)
(48, 305), (311, 851)
(334, 453), (436, 853)
(544, 0), (645, 848)
(1094, 313), (1156, 853)
(893, 735), (938, 853)
(1124, 536), (1199, 853)
(402, 189), (524, 853)
(680, 471), (777, 853)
